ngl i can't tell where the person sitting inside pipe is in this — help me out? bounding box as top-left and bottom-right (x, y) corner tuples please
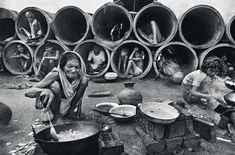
(25, 51), (88, 122)
(138, 20), (164, 45)
(118, 48), (129, 74)
(19, 11), (44, 45)
(30, 41), (59, 82)
(110, 23), (126, 41)
(87, 46), (106, 74)
(124, 47), (145, 78)
(181, 56), (235, 131)
(11, 44), (30, 72)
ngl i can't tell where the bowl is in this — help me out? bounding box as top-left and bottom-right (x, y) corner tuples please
(104, 72), (118, 81)
(225, 80), (235, 91)
(109, 105), (136, 121)
(224, 92), (235, 107)
(95, 102), (119, 113)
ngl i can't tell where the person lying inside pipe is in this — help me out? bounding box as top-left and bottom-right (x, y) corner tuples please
(30, 41), (59, 82)
(181, 56), (235, 131)
(86, 46), (106, 75)
(11, 44), (30, 72)
(137, 20), (164, 45)
(25, 51), (88, 122)
(118, 48), (129, 74)
(19, 11), (44, 46)
(124, 47), (145, 78)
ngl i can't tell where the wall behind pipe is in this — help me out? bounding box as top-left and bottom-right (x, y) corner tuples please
(1, 0), (235, 22)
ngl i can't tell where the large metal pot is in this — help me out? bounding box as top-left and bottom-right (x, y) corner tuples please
(33, 121), (101, 155)
(138, 102), (179, 124)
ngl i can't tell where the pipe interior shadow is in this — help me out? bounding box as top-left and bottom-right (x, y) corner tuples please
(181, 8), (223, 46)
(54, 9), (87, 43)
(230, 20), (235, 42)
(93, 6), (131, 41)
(0, 19), (15, 41)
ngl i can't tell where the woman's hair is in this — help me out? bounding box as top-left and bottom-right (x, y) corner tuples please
(201, 56), (228, 77)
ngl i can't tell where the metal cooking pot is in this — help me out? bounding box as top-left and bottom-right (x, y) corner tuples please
(224, 91), (235, 107)
(138, 102), (179, 124)
(33, 121), (101, 155)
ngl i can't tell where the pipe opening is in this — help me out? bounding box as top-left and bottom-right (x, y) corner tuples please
(92, 4), (132, 45)
(16, 9), (49, 44)
(0, 18), (15, 42)
(180, 6), (224, 48)
(154, 43), (198, 76)
(74, 41), (110, 77)
(134, 4), (177, 46)
(3, 41), (33, 75)
(54, 8), (88, 44)
(112, 41), (152, 79)
(230, 19), (235, 43)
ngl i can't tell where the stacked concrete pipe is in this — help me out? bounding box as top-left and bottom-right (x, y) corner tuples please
(33, 40), (69, 74)
(53, 6), (92, 46)
(199, 43), (235, 67)
(113, 0), (154, 12)
(0, 8), (18, 45)
(226, 15), (235, 45)
(111, 40), (153, 79)
(73, 39), (111, 78)
(91, 2), (133, 48)
(133, 3), (178, 47)
(15, 7), (54, 46)
(153, 41), (198, 78)
(179, 5), (225, 49)
(3, 40), (33, 75)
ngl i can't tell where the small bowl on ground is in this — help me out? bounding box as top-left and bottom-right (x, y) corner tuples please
(225, 80), (235, 91)
(109, 105), (136, 122)
(95, 102), (119, 114)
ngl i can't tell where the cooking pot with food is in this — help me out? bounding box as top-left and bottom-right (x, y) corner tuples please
(33, 121), (101, 155)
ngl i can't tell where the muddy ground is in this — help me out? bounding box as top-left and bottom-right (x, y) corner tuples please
(0, 72), (235, 155)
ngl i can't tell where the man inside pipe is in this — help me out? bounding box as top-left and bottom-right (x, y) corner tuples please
(124, 47), (145, 78)
(181, 56), (235, 138)
(86, 46), (106, 75)
(110, 22), (126, 41)
(137, 20), (164, 44)
(19, 11), (44, 46)
(11, 44), (30, 72)
(118, 48), (129, 74)
(25, 51), (88, 122)
(30, 41), (59, 82)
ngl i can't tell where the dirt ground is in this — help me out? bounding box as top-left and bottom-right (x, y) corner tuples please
(1, 72), (235, 155)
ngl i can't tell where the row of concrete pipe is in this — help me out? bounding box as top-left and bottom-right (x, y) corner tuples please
(1, 2), (235, 79)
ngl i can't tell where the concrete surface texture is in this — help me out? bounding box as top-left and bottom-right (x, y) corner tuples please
(1, 0), (235, 23)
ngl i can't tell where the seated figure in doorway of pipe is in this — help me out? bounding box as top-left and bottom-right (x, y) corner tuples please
(25, 51), (88, 122)
(30, 41), (59, 82)
(110, 22), (126, 41)
(124, 47), (145, 78)
(86, 46), (106, 75)
(181, 56), (235, 134)
(11, 44), (30, 72)
(138, 20), (164, 45)
(19, 11), (44, 46)
(118, 48), (129, 74)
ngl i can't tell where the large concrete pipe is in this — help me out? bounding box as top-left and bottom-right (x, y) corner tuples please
(15, 7), (53, 46)
(113, 0), (154, 12)
(199, 43), (235, 67)
(179, 5), (225, 49)
(153, 41), (198, 78)
(0, 8), (18, 45)
(91, 2), (133, 48)
(111, 40), (153, 79)
(73, 39), (111, 78)
(3, 40), (33, 75)
(33, 40), (69, 75)
(226, 15), (235, 45)
(53, 6), (92, 46)
(133, 3), (178, 47)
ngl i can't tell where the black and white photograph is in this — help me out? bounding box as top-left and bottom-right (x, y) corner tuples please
(1, 0), (235, 154)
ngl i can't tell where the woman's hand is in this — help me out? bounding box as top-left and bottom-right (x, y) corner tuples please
(40, 89), (54, 110)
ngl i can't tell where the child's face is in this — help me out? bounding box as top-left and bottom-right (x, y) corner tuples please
(121, 50), (127, 56)
(17, 45), (24, 53)
(205, 68), (219, 78)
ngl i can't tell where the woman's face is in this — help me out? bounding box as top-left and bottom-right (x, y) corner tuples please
(64, 58), (81, 80)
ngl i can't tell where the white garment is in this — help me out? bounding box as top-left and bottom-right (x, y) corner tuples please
(29, 19), (42, 38)
(88, 50), (106, 69)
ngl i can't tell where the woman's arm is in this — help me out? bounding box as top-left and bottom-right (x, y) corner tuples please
(191, 85), (211, 99)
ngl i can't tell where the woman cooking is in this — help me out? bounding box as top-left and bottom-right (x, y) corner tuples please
(25, 51), (88, 122)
